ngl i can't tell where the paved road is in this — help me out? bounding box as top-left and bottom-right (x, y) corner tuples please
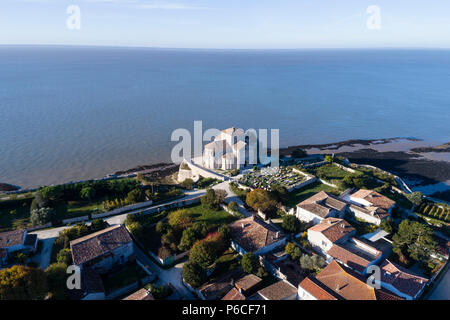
(31, 238), (55, 270)
(134, 244), (196, 300)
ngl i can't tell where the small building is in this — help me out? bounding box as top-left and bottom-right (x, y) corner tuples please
(255, 280), (298, 300)
(307, 218), (356, 254)
(197, 268), (245, 300)
(70, 225), (134, 273)
(296, 191), (348, 225)
(222, 274), (263, 300)
(228, 215), (286, 256)
(327, 237), (382, 275)
(0, 229), (38, 266)
(376, 259), (428, 300)
(298, 260), (402, 300)
(123, 288), (154, 300)
(343, 189), (395, 225)
(69, 268), (105, 300)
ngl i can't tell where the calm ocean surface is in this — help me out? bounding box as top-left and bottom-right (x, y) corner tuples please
(1, 46), (450, 188)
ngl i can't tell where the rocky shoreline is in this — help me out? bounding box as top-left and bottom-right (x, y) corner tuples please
(3, 138), (449, 201)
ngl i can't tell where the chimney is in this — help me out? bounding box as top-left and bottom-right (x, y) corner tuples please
(241, 223), (245, 229)
(341, 224), (345, 228)
(327, 220), (332, 225)
(276, 231), (280, 238)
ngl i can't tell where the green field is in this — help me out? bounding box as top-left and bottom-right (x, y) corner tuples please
(285, 181), (339, 208)
(183, 203), (237, 227)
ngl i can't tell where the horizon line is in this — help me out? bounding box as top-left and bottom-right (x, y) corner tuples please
(1, 44), (450, 51)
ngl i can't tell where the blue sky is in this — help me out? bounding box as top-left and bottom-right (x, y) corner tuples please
(1, 0), (450, 48)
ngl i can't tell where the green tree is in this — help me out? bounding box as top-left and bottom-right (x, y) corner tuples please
(393, 219), (437, 261)
(45, 263), (68, 300)
(30, 207), (55, 226)
(324, 155), (333, 163)
(91, 218), (107, 231)
(380, 218), (395, 234)
(80, 186), (96, 201)
(182, 261), (207, 288)
(189, 240), (217, 269)
(56, 248), (72, 265)
(178, 227), (198, 252)
(126, 188), (145, 204)
(282, 215), (300, 233)
(39, 186), (63, 201)
(156, 221), (171, 235)
(30, 191), (48, 211)
(406, 192), (423, 207)
(201, 188), (220, 210)
(270, 184), (288, 203)
(240, 252), (259, 274)
(0, 265), (48, 300)
(245, 189), (277, 216)
(168, 209), (193, 229)
(285, 242), (296, 257)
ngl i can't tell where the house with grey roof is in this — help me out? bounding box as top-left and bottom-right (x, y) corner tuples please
(0, 229), (38, 267)
(70, 224), (134, 273)
(296, 191), (348, 225)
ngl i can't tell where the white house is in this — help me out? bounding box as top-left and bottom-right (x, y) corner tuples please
(343, 189), (395, 225)
(228, 215), (286, 256)
(70, 225), (134, 274)
(307, 218), (356, 255)
(203, 127), (257, 170)
(0, 229), (38, 266)
(375, 259), (428, 300)
(296, 191), (348, 225)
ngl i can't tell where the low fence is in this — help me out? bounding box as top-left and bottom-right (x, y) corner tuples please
(136, 196), (202, 217)
(147, 248), (190, 267)
(27, 222), (52, 232)
(92, 199), (154, 219)
(62, 215), (89, 225)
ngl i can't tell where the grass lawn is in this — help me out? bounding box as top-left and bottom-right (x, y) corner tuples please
(103, 263), (140, 292)
(284, 181), (339, 208)
(313, 164), (352, 180)
(183, 204), (237, 227)
(209, 249), (239, 280)
(0, 197), (34, 231)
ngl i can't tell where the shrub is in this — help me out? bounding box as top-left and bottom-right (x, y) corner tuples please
(182, 261), (206, 288)
(30, 207), (55, 226)
(281, 215), (300, 233)
(189, 240), (217, 269)
(0, 265), (47, 300)
(168, 209), (193, 230)
(240, 252), (259, 274)
(56, 248), (72, 265)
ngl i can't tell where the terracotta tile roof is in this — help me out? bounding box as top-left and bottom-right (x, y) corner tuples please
(257, 280), (298, 300)
(327, 244), (372, 274)
(235, 274), (262, 292)
(299, 276), (339, 300)
(308, 218), (355, 243)
(380, 259), (428, 298)
(70, 225), (132, 265)
(351, 189), (395, 211)
(229, 216), (285, 253)
(0, 229), (25, 248)
(222, 287), (246, 300)
(314, 260), (402, 300)
(123, 288), (154, 300)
